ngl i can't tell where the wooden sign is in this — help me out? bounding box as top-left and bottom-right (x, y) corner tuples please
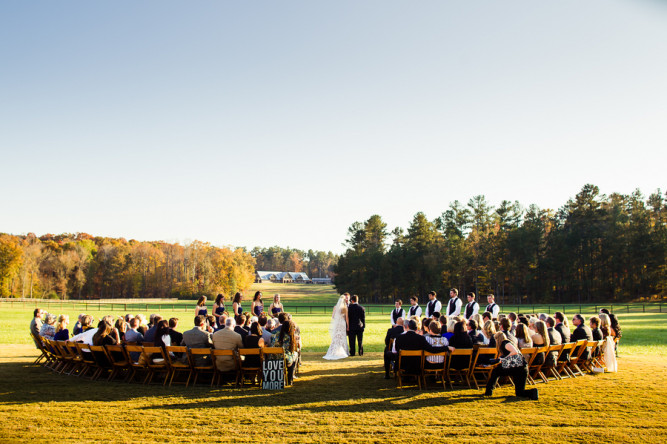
(262, 358), (285, 390)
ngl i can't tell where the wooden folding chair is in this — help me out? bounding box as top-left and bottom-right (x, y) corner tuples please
(568, 340), (588, 377)
(88, 345), (112, 381)
(64, 341), (84, 375)
(261, 347), (288, 386)
(75, 342), (98, 379)
(142, 346), (170, 385)
(446, 349), (473, 389)
(520, 347), (538, 385)
(529, 346), (550, 383)
(188, 348), (216, 386)
(41, 338), (61, 371)
(470, 346), (498, 390)
(422, 351), (447, 390)
(212, 349), (239, 387)
(31, 333), (49, 365)
(580, 340), (600, 373)
(556, 343), (576, 378)
(165, 346), (193, 387)
(54, 340), (77, 375)
(396, 350), (423, 389)
(238, 348), (262, 387)
(124, 345), (149, 383)
(105, 344), (131, 382)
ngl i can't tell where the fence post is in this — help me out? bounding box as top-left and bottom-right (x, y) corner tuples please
(626, 305), (629, 314)
(643, 304), (645, 313)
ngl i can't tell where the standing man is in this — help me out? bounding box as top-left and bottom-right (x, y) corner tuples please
(485, 294), (500, 320)
(446, 288), (462, 317)
(347, 295), (366, 356)
(390, 300), (405, 326)
(464, 292), (479, 319)
(407, 296), (422, 318)
(425, 291), (442, 319)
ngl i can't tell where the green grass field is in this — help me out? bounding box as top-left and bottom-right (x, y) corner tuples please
(1, 288), (666, 443)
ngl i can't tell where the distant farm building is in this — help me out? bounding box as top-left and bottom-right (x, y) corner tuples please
(255, 271), (312, 284)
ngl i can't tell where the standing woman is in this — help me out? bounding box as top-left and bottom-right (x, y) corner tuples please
(270, 294), (284, 318)
(276, 320), (298, 385)
(195, 296), (208, 317)
(484, 332), (538, 400)
(251, 291), (264, 317)
(232, 292), (243, 317)
(213, 294), (226, 328)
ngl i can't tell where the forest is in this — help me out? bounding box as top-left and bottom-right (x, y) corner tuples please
(0, 233), (339, 300)
(334, 184), (667, 305)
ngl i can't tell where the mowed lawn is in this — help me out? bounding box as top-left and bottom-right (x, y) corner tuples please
(1, 303), (666, 443)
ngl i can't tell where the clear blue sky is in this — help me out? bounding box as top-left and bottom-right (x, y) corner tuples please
(1, 1), (666, 253)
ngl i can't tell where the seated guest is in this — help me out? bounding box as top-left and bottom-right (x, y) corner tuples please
(125, 317), (144, 344)
(143, 315), (162, 343)
(431, 311), (441, 322)
(484, 332), (538, 401)
(212, 317), (243, 372)
(206, 315), (216, 334)
(421, 318), (431, 336)
(482, 320), (497, 348)
(442, 319), (456, 341)
(599, 313), (614, 339)
(554, 311), (571, 345)
(114, 318), (127, 342)
(570, 314), (593, 360)
(515, 324), (533, 349)
(545, 317), (562, 346)
(169, 318), (183, 345)
(470, 313), (483, 329)
(71, 313), (85, 335)
(181, 316), (213, 366)
(589, 316), (603, 341)
(424, 322), (449, 368)
(467, 319), (485, 345)
(394, 319), (448, 376)
(135, 314), (148, 335)
(234, 315), (249, 338)
(499, 318), (517, 345)
(531, 320), (550, 365)
(29, 308), (44, 341)
(449, 320), (473, 370)
(538, 313), (548, 322)
(154, 320), (173, 360)
(481, 312), (492, 324)
(39, 313), (57, 340)
(53, 314), (70, 341)
(508, 312), (518, 333)
(438, 315), (448, 328)
(242, 322), (265, 368)
(261, 318), (274, 344)
(92, 320), (117, 367)
(384, 318), (405, 379)
(274, 320), (299, 385)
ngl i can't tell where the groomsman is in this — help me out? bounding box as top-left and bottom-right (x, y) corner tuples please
(485, 294), (500, 319)
(446, 288), (462, 317)
(407, 296), (422, 318)
(464, 292), (479, 319)
(425, 291), (442, 319)
(390, 300), (405, 326)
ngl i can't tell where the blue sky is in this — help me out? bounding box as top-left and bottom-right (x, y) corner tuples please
(1, 1), (666, 253)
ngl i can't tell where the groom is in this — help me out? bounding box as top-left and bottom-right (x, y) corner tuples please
(347, 294), (365, 356)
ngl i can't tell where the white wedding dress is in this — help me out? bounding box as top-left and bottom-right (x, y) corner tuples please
(323, 297), (349, 360)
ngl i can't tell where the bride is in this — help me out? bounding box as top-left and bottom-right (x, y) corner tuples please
(323, 293), (349, 360)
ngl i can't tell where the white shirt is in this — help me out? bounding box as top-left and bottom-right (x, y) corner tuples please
(464, 302), (479, 319)
(390, 308), (405, 325)
(446, 297), (462, 317)
(407, 304), (422, 318)
(486, 302), (500, 319)
(70, 328), (98, 346)
(425, 299), (442, 318)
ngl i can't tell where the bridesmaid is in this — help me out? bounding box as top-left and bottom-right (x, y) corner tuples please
(251, 291), (264, 317)
(195, 296), (208, 317)
(270, 294), (283, 318)
(213, 293), (226, 327)
(232, 292), (243, 317)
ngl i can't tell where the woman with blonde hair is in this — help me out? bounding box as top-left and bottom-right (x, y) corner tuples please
(515, 324), (533, 349)
(270, 294), (283, 318)
(599, 313), (614, 339)
(482, 320), (497, 347)
(54, 314), (70, 341)
(484, 332), (538, 400)
(531, 320), (550, 365)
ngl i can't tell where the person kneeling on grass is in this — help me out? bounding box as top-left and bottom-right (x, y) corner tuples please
(484, 332), (538, 401)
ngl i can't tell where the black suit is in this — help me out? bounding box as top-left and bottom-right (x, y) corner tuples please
(234, 326), (249, 338)
(383, 325), (405, 375)
(347, 303), (365, 356)
(571, 324), (593, 360)
(394, 331), (447, 375)
(591, 327), (603, 341)
(555, 323), (571, 361)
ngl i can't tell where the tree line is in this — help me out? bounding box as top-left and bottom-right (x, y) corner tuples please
(334, 184), (667, 305)
(0, 234), (256, 299)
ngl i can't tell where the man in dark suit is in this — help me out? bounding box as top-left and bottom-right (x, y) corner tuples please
(347, 294), (365, 356)
(570, 314), (593, 360)
(546, 317), (562, 346)
(394, 319), (448, 375)
(384, 318), (405, 379)
(554, 311), (572, 361)
(168, 317), (183, 346)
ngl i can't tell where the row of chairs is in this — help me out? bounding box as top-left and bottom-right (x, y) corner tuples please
(394, 338), (618, 390)
(32, 333), (287, 387)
